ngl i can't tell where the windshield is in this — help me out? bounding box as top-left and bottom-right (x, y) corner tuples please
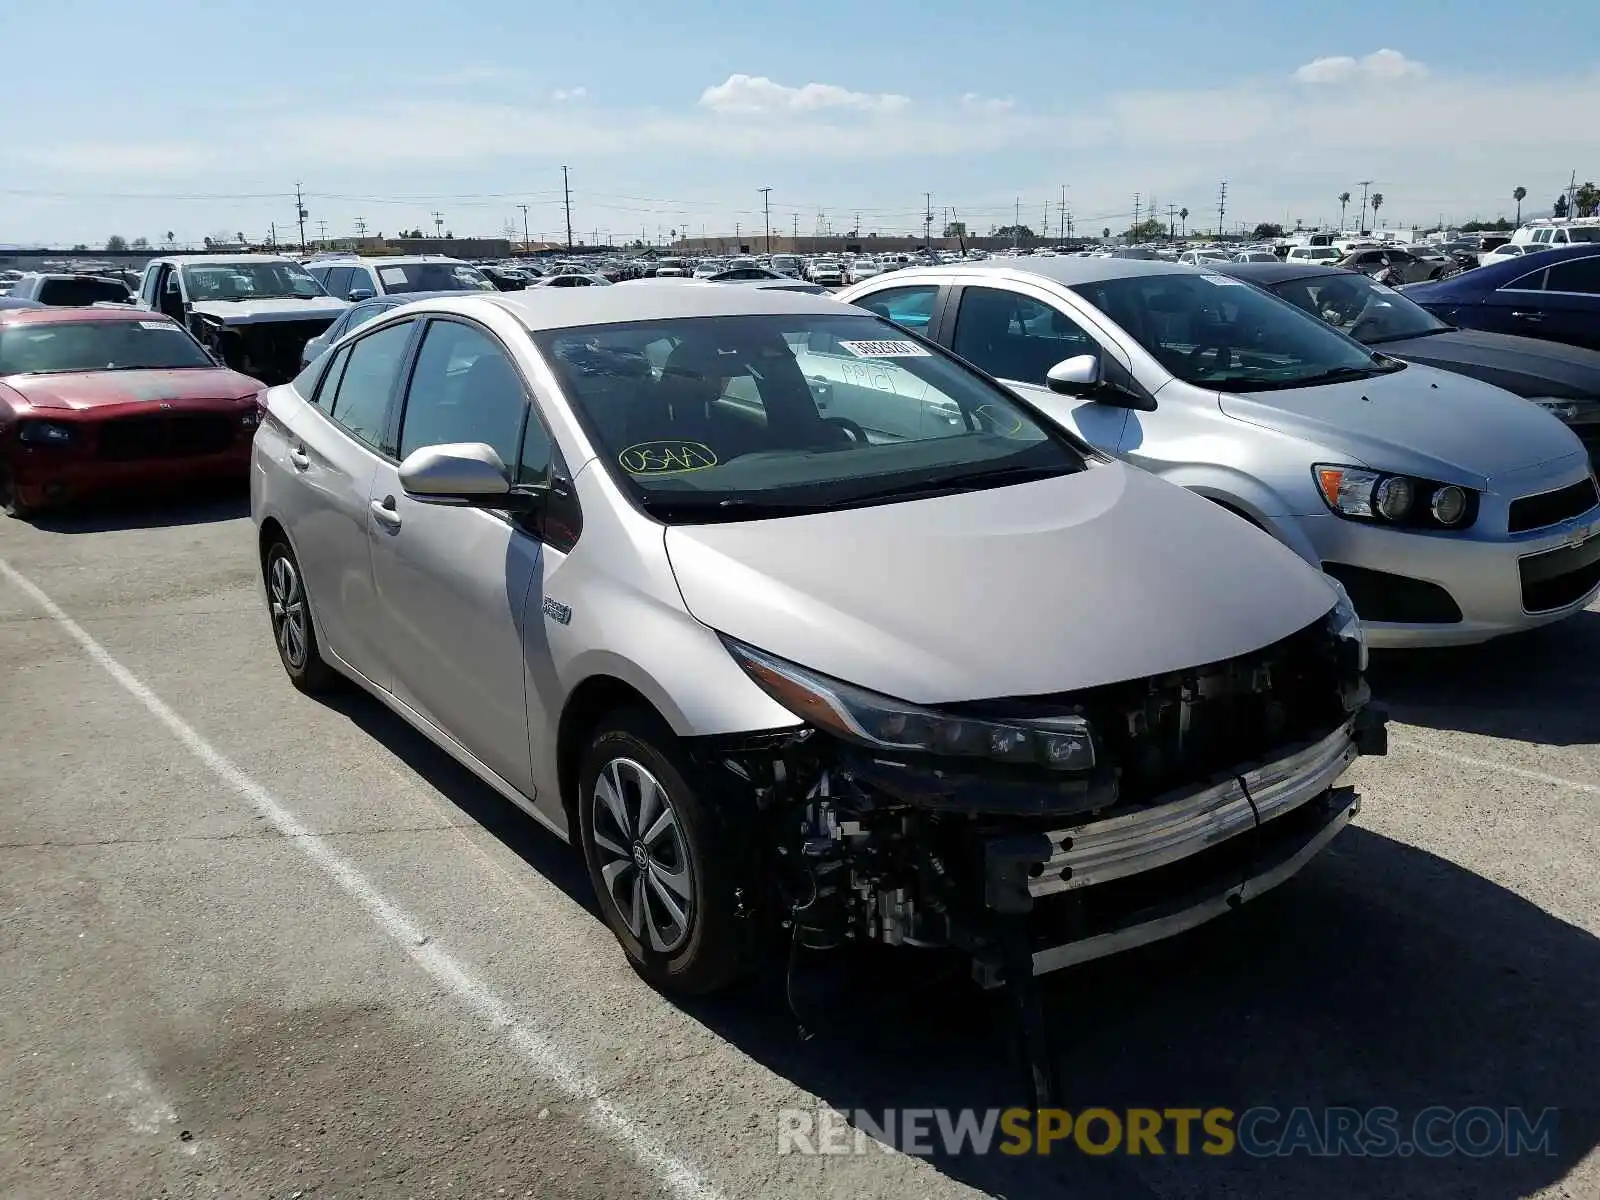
(182, 261), (324, 302)
(1072, 272), (1398, 392)
(0, 319), (214, 375)
(375, 262), (494, 293)
(1268, 273), (1449, 344)
(535, 313), (1087, 522)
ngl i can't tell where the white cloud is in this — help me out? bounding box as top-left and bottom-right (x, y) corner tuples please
(551, 87), (587, 102)
(1294, 48), (1426, 84)
(698, 73), (910, 114)
(961, 92), (1016, 115)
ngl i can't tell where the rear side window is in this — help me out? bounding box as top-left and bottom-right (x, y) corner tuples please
(1545, 256), (1600, 295)
(327, 321), (414, 451)
(852, 284), (938, 334)
(37, 277), (129, 306)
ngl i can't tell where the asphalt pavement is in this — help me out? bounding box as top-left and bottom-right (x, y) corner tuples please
(1, 491), (1595, 1200)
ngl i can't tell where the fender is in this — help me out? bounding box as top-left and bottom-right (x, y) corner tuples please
(1148, 464), (1322, 565)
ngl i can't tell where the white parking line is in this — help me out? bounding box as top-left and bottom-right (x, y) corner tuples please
(0, 558), (724, 1200)
(1391, 733), (1600, 797)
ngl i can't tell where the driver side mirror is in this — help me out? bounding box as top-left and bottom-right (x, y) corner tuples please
(347, 288), (375, 302)
(1045, 354), (1103, 395)
(1045, 354), (1156, 411)
(399, 442), (543, 512)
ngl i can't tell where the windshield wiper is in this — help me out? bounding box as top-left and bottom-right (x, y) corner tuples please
(638, 496), (832, 522)
(854, 463), (1069, 504)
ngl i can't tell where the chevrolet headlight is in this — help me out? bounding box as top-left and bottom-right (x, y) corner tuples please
(724, 639), (1095, 771)
(1313, 464), (1477, 530)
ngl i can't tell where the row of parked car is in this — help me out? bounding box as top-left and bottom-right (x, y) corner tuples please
(5, 243), (1598, 1095)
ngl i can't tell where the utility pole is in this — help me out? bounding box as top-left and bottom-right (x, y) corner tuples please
(1059, 184), (1067, 241)
(924, 192), (933, 250)
(269, 222), (278, 249)
(1217, 181), (1228, 237)
(316, 219), (328, 247)
(1013, 196), (1021, 247)
(354, 217), (367, 241)
(294, 181), (308, 253)
(1357, 180), (1372, 232)
(517, 203), (530, 251)
(432, 211), (445, 240)
(792, 212), (799, 244)
(1133, 193), (1141, 237)
(758, 187), (772, 254)
(561, 165), (574, 251)
(1168, 204), (1177, 243)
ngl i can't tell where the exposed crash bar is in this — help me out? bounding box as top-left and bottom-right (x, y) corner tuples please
(1031, 787), (1361, 975)
(1031, 720), (1360, 896)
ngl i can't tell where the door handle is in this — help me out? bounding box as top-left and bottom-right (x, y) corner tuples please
(370, 495), (402, 530)
(807, 376), (831, 407)
(1511, 311), (1544, 322)
(288, 446), (311, 471)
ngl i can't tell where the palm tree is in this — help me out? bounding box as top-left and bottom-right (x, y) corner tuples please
(164, 230), (175, 249)
(1369, 193), (1384, 227)
(1179, 207), (1189, 237)
(1338, 192), (1351, 232)
(1513, 186), (1527, 226)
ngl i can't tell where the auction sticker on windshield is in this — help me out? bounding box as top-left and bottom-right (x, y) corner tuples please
(379, 267), (409, 286)
(618, 440), (719, 474)
(837, 339), (931, 358)
(139, 321), (181, 331)
(1200, 275), (1246, 286)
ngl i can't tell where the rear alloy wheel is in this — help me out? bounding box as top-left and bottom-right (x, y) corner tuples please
(578, 710), (752, 995)
(264, 540), (337, 694)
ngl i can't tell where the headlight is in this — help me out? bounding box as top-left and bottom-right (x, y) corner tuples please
(724, 639), (1096, 771)
(1314, 464), (1477, 530)
(17, 420), (75, 445)
(1325, 577), (1368, 673)
(1528, 396), (1600, 426)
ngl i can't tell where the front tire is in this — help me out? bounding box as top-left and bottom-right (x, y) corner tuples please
(0, 465), (35, 519)
(578, 709), (752, 995)
(263, 539), (338, 694)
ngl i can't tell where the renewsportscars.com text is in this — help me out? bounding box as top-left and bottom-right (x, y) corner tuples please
(777, 1105), (1559, 1158)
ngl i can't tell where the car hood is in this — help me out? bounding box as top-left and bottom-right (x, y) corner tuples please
(664, 462), (1336, 705)
(1217, 363), (1583, 488)
(190, 297), (347, 325)
(2, 368), (261, 411)
(1375, 329), (1600, 399)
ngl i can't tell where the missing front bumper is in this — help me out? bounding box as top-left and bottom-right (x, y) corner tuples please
(1029, 785), (1358, 975)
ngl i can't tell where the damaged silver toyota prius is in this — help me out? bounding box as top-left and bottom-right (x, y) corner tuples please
(251, 284), (1386, 1051)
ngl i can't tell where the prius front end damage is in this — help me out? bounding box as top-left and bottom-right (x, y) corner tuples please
(692, 605), (1385, 1099)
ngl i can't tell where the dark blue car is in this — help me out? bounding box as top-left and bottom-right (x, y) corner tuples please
(297, 290), (465, 370)
(1403, 245), (1600, 354)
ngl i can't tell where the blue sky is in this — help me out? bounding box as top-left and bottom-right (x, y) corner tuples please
(4, 0), (1599, 247)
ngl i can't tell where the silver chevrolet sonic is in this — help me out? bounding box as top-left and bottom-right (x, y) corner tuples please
(251, 282), (1383, 1003)
(839, 259), (1600, 648)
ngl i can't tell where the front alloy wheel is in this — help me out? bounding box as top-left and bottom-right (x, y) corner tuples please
(591, 758), (694, 953)
(577, 710), (752, 994)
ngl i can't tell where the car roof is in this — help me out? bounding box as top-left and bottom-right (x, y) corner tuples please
(157, 254), (300, 266)
(889, 256), (1203, 287)
(392, 279), (851, 331)
(1212, 262), (1354, 285)
(0, 306), (169, 326)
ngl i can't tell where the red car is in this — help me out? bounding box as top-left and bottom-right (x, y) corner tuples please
(0, 308), (264, 517)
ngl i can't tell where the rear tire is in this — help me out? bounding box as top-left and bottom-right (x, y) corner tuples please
(263, 539), (338, 694)
(578, 709), (753, 995)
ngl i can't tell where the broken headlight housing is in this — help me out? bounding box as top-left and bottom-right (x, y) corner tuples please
(723, 638), (1095, 771)
(1326, 577), (1368, 672)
